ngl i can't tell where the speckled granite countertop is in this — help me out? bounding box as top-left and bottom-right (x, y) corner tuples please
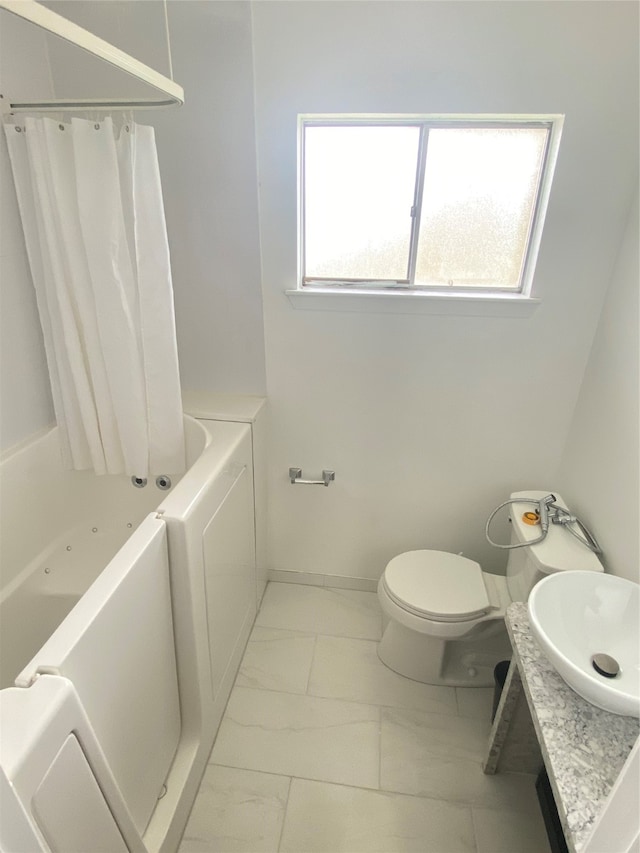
(506, 602), (639, 852)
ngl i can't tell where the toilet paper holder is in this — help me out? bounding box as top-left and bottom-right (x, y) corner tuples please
(289, 468), (335, 487)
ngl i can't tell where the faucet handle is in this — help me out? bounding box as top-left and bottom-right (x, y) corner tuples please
(537, 494), (556, 532)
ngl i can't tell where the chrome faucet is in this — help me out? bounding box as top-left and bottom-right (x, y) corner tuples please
(486, 492), (602, 554)
(537, 493), (557, 533)
(537, 494), (602, 554)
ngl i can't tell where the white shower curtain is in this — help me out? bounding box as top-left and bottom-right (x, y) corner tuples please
(4, 115), (185, 477)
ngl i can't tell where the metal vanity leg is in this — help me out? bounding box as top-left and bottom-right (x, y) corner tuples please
(483, 661), (542, 775)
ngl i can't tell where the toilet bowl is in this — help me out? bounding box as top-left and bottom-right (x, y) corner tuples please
(377, 551), (513, 686)
(377, 491), (604, 687)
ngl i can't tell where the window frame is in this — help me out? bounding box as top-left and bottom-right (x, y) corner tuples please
(297, 113), (564, 301)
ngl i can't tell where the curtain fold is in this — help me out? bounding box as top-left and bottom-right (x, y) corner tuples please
(4, 115), (185, 477)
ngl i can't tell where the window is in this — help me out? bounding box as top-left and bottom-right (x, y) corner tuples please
(298, 115), (563, 299)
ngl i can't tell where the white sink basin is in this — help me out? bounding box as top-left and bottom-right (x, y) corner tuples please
(528, 571), (640, 717)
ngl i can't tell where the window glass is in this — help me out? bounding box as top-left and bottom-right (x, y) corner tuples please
(415, 127), (548, 288)
(304, 125), (420, 280)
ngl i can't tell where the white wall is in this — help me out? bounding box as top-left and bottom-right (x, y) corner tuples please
(0, 14), (55, 453)
(155, 1), (265, 395)
(557, 193), (639, 583)
(251, 1), (639, 579)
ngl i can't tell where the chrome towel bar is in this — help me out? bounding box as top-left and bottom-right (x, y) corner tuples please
(289, 467), (335, 487)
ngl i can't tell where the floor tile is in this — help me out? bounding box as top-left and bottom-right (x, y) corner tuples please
(211, 686), (380, 789)
(235, 627), (316, 694)
(186, 583), (549, 853)
(178, 765), (290, 853)
(383, 706), (489, 762)
(280, 778), (476, 853)
(309, 635), (457, 714)
(473, 804), (552, 853)
(380, 707), (541, 811)
(456, 686), (494, 720)
(255, 583), (382, 640)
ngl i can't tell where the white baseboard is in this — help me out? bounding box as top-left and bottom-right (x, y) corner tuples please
(267, 569), (378, 593)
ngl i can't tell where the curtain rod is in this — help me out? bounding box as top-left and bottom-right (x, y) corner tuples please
(0, 0), (184, 113)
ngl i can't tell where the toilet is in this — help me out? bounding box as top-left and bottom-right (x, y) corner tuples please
(377, 490), (604, 687)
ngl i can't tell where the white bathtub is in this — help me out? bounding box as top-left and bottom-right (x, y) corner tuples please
(0, 416), (207, 690)
(0, 409), (261, 852)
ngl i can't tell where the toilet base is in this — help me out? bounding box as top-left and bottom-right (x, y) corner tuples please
(377, 619), (512, 687)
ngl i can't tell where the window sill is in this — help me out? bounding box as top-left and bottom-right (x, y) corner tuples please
(285, 287), (541, 318)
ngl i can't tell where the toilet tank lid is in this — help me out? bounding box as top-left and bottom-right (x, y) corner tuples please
(384, 551), (490, 620)
(509, 491), (604, 574)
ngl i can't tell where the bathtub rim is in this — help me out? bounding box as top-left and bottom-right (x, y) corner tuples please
(0, 413), (209, 472)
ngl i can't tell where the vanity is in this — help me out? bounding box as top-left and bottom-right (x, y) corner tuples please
(484, 602), (639, 853)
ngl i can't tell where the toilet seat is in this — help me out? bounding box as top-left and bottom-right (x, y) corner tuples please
(382, 550), (490, 622)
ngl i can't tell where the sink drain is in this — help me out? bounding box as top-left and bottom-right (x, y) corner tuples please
(591, 653), (620, 679)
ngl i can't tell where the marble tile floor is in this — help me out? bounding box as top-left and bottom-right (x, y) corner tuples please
(179, 582), (551, 853)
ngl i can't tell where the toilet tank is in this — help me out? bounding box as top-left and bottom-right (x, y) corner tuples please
(505, 490), (604, 602)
